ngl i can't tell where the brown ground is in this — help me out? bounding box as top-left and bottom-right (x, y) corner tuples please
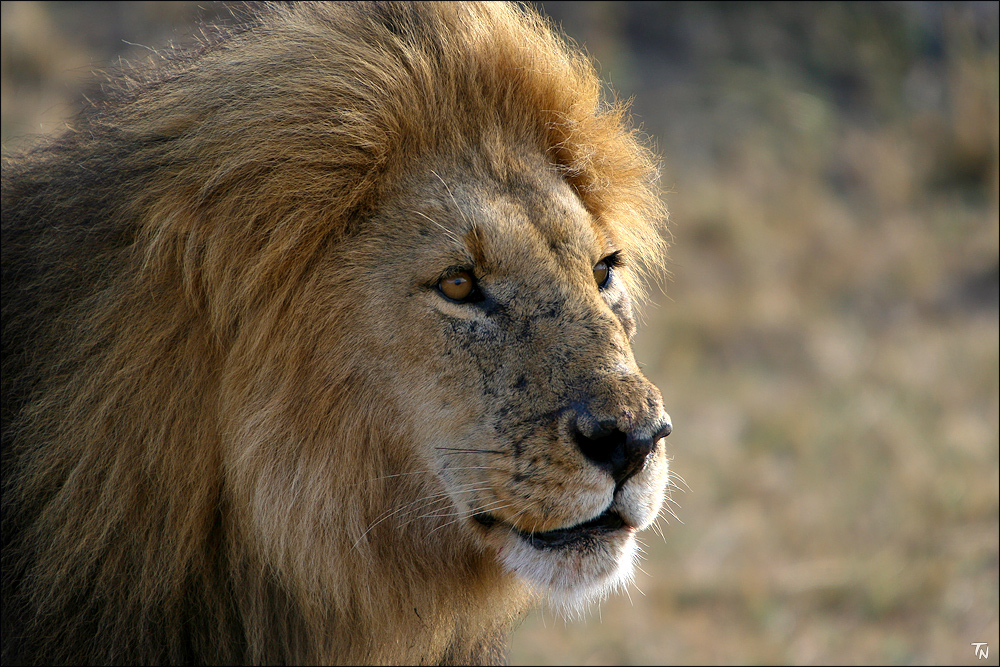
(3, 2), (997, 665)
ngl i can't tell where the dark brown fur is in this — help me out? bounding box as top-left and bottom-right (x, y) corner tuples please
(2, 2), (667, 664)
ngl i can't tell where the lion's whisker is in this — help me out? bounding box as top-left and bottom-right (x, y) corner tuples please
(411, 209), (462, 246)
(667, 471), (692, 492)
(356, 466), (496, 487)
(434, 447), (506, 455)
(650, 519), (666, 540)
(352, 487), (480, 548)
(429, 169), (474, 233)
(660, 505), (684, 525)
(421, 499), (518, 536)
(663, 495), (682, 508)
(382, 484), (490, 525)
(388, 486), (490, 527)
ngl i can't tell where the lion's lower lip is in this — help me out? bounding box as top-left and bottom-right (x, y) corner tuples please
(474, 509), (627, 550)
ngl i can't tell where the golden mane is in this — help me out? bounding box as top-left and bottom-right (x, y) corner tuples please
(2, 3), (667, 664)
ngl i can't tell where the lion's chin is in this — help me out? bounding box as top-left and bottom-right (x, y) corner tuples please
(476, 511), (639, 613)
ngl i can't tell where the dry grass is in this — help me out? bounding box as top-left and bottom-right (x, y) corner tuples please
(3, 2), (997, 664)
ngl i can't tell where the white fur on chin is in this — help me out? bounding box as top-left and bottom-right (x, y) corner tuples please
(498, 528), (638, 617)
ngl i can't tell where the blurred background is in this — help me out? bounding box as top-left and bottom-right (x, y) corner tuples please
(2, 2), (997, 664)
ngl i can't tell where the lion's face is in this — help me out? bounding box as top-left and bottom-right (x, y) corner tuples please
(340, 146), (671, 607)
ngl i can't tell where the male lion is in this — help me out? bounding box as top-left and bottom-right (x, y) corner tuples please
(1, 2), (672, 664)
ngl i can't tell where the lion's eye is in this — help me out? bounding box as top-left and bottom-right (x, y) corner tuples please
(593, 260), (610, 288)
(438, 271), (478, 302)
(593, 251), (622, 290)
(594, 256), (616, 289)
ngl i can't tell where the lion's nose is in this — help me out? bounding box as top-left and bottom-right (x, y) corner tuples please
(571, 412), (671, 487)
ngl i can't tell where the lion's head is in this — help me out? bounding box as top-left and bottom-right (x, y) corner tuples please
(371, 156), (672, 607)
(2, 2), (672, 664)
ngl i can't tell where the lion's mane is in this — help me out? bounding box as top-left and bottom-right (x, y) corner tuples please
(2, 2), (665, 664)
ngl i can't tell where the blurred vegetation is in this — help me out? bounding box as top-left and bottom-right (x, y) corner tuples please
(3, 2), (997, 665)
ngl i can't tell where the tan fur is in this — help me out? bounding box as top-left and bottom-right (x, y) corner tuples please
(1, 2), (670, 664)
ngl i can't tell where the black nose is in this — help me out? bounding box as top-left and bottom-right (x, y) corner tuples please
(571, 415), (671, 487)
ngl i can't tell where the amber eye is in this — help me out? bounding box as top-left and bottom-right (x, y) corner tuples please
(593, 259), (611, 289)
(438, 271), (477, 302)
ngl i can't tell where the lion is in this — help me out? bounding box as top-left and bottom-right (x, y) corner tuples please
(1, 2), (672, 664)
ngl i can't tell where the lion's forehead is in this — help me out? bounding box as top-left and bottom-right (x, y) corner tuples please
(407, 160), (608, 282)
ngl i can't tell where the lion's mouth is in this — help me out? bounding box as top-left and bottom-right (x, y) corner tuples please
(473, 509), (627, 550)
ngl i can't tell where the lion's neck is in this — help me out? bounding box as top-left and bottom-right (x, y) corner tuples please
(250, 538), (530, 665)
(224, 439), (532, 664)
(326, 516), (530, 664)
